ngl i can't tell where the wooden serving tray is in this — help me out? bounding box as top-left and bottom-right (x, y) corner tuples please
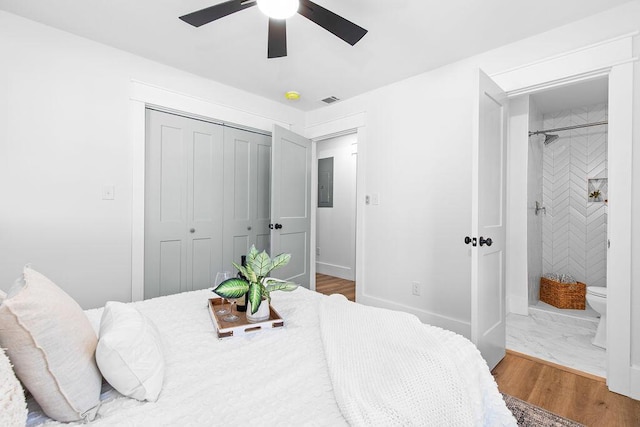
(208, 297), (284, 339)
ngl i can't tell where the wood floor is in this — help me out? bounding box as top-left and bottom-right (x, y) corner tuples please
(315, 274), (640, 426)
(493, 350), (640, 426)
(315, 273), (355, 301)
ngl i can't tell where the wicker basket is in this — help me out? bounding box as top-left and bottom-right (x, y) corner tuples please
(539, 277), (586, 310)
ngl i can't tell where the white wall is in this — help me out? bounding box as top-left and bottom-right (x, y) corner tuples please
(316, 133), (357, 281)
(0, 11), (303, 309)
(527, 99), (544, 305)
(305, 1), (640, 340)
(505, 95), (531, 315)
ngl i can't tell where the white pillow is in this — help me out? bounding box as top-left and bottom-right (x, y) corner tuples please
(0, 346), (27, 427)
(96, 301), (165, 402)
(0, 267), (102, 422)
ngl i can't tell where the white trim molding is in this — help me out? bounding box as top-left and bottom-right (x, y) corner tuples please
(606, 61), (634, 397)
(304, 114), (367, 307)
(130, 80), (292, 131)
(491, 32), (638, 94)
(305, 112), (366, 140)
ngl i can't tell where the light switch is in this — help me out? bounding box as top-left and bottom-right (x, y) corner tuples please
(102, 185), (115, 200)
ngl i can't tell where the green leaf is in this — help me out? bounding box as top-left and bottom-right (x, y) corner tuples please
(248, 282), (263, 314)
(232, 262), (250, 280)
(265, 280), (298, 293)
(213, 278), (249, 299)
(260, 283), (271, 303)
(270, 253), (291, 271)
(245, 265), (258, 283)
(251, 251), (272, 277)
(248, 245), (260, 264)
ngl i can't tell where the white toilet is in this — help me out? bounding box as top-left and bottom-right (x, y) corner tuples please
(586, 286), (607, 349)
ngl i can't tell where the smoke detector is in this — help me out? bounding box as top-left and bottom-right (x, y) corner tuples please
(285, 91), (300, 101)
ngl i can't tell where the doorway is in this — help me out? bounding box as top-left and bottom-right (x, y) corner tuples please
(507, 77), (609, 378)
(315, 132), (358, 300)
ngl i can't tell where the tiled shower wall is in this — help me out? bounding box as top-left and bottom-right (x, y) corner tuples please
(541, 103), (608, 288)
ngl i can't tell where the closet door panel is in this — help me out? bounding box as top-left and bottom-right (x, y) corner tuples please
(223, 128), (271, 270)
(145, 109), (223, 298)
(187, 123), (223, 291)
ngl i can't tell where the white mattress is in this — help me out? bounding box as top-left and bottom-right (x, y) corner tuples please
(26, 287), (514, 426)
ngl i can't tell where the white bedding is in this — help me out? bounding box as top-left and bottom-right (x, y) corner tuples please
(26, 287), (515, 426)
(319, 294), (515, 426)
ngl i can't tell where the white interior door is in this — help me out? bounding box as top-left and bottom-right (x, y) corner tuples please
(270, 125), (312, 288)
(144, 109), (224, 298)
(471, 70), (508, 370)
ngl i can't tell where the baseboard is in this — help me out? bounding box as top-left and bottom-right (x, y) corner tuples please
(316, 262), (354, 281)
(507, 295), (528, 316)
(357, 293), (471, 338)
(629, 364), (640, 400)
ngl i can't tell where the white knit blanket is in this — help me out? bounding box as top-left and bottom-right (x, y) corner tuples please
(318, 294), (517, 426)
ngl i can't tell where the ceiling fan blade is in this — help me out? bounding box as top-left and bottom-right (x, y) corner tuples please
(268, 19), (287, 58)
(179, 0), (256, 27)
(297, 0), (367, 46)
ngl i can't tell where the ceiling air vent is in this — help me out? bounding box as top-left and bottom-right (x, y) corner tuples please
(321, 96), (340, 104)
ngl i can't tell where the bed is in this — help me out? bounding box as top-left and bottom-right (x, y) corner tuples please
(1, 267), (516, 426)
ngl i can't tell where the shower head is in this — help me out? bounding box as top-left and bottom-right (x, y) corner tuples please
(543, 134), (559, 145)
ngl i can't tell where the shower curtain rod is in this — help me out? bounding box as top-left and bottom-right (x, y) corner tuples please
(528, 120), (608, 136)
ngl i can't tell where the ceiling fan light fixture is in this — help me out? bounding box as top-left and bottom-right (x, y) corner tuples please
(257, 0), (299, 19)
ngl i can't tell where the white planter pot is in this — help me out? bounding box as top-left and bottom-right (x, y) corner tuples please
(246, 298), (270, 323)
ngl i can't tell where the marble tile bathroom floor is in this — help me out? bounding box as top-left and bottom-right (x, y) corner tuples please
(506, 304), (606, 378)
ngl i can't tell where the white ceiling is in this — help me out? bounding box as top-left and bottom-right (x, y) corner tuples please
(531, 78), (609, 115)
(0, 0), (629, 111)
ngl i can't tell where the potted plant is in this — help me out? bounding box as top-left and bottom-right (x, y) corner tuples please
(213, 246), (298, 323)
(589, 189), (601, 202)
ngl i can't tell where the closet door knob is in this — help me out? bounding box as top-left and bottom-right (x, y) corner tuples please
(190, 228), (196, 234)
(479, 236), (492, 247)
(464, 236), (477, 247)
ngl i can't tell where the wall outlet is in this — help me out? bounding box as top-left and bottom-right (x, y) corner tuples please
(411, 281), (420, 296)
(102, 185), (115, 200)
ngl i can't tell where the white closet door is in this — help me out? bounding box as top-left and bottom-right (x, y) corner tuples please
(144, 109), (224, 299)
(222, 127), (272, 270)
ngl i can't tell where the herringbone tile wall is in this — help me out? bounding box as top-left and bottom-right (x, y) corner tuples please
(541, 103), (608, 288)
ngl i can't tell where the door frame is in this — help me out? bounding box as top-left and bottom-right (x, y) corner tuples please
(305, 114), (366, 296)
(312, 130), (359, 287)
(492, 34), (635, 397)
(129, 80), (292, 302)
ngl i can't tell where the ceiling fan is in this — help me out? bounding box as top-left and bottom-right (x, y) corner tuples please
(179, 0), (368, 59)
